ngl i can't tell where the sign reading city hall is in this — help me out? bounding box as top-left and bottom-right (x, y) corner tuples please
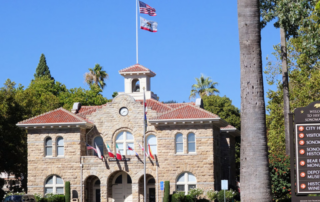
(295, 102), (320, 194)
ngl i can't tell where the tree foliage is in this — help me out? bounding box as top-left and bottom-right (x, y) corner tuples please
(34, 54), (54, 80)
(265, 4), (320, 198)
(84, 64), (108, 90)
(203, 95), (240, 130)
(189, 74), (219, 99)
(0, 79), (27, 190)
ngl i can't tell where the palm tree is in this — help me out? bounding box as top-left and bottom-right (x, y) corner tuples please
(189, 74), (219, 99)
(238, 0), (272, 201)
(84, 64), (108, 90)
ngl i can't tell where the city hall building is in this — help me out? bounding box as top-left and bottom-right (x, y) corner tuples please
(17, 64), (239, 202)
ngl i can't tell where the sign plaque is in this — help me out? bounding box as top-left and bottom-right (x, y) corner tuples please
(295, 101), (320, 194)
(221, 180), (228, 190)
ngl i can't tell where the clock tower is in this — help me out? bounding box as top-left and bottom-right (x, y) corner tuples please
(118, 64), (158, 100)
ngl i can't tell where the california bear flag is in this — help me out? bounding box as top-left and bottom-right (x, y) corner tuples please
(140, 17), (158, 32)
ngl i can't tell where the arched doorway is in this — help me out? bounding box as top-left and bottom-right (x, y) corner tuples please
(138, 174), (156, 202)
(112, 172), (132, 202)
(84, 175), (100, 202)
(147, 178), (156, 202)
(93, 179), (101, 202)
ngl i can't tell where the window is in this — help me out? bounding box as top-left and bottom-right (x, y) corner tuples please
(45, 175), (64, 194)
(147, 135), (157, 155)
(45, 137), (52, 156)
(94, 136), (104, 157)
(56, 137), (64, 156)
(176, 173), (196, 194)
(116, 131), (134, 155)
(187, 133), (195, 153)
(175, 133), (183, 153)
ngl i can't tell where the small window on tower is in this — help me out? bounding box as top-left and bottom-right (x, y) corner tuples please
(132, 79), (140, 92)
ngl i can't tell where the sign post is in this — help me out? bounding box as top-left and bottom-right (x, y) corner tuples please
(221, 180), (228, 202)
(291, 101), (320, 201)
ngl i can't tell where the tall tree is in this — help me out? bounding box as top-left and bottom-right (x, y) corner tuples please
(260, 0), (317, 155)
(189, 74), (219, 99)
(84, 64), (108, 90)
(34, 54), (54, 80)
(238, 0), (272, 201)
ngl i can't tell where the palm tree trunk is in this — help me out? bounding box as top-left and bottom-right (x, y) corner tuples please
(238, 0), (272, 201)
(281, 27), (290, 155)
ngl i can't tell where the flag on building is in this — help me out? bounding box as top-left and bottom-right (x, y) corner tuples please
(139, 1), (156, 16)
(116, 144), (122, 160)
(140, 17), (158, 32)
(144, 93), (148, 131)
(139, 143), (149, 157)
(95, 143), (103, 159)
(107, 144), (115, 158)
(86, 143), (97, 153)
(128, 145), (139, 156)
(148, 144), (155, 160)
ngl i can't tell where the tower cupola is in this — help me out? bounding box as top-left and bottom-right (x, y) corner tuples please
(118, 64), (157, 100)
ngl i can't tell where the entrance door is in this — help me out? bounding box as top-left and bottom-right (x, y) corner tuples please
(95, 189), (101, 202)
(112, 173), (132, 202)
(149, 188), (155, 202)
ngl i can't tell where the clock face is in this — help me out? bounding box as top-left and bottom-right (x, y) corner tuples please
(120, 107), (129, 116)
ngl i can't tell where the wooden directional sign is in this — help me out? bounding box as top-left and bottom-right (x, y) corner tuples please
(295, 101), (320, 194)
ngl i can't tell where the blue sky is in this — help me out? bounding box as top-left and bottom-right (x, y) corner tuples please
(0, 1), (280, 109)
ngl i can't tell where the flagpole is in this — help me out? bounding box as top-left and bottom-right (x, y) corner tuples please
(143, 88), (146, 202)
(136, 0), (139, 64)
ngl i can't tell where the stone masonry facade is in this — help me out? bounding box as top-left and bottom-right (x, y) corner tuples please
(18, 64), (239, 202)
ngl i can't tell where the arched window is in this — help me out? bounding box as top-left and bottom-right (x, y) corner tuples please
(147, 135), (157, 155)
(175, 133), (183, 153)
(187, 133), (195, 153)
(56, 137), (64, 156)
(116, 131), (134, 155)
(45, 175), (64, 194)
(94, 137), (104, 157)
(176, 173), (196, 194)
(45, 137), (52, 157)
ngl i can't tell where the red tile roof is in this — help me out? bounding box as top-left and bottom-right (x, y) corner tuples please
(77, 105), (106, 119)
(17, 108), (89, 125)
(17, 98), (222, 124)
(119, 64), (156, 75)
(137, 99), (172, 113)
(221, 125), (237, 129)
(151, 104), (219, 120)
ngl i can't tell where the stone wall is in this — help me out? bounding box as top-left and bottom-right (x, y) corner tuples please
(27, 128), (83, 199)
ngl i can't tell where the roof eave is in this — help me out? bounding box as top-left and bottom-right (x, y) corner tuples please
(149, 118), (228, 127)
(220, 128), (241, 136)
(16, 122), (93, 129)
(119, 71), (156, 77)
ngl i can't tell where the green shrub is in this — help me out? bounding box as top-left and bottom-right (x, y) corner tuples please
(184, 195), (193, 202)
(197, 199), (210, 202)
(164, 181), (170, 202)
(189, 188), (204, 199)
(172, 192), (185, 202)
(217, 189), (237, 202)
(65, 181), (70, 202)
(206, 190), (218, 201)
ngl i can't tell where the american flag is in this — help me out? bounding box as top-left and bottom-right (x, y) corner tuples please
(139, 1), (156, 16)
(86, 143), (97, 153)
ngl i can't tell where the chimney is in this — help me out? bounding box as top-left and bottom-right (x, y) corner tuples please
(71, 102), (81, 114)
(195, 98), (203, 108)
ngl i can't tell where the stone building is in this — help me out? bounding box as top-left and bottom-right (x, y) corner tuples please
(17, 64), (239, 202)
